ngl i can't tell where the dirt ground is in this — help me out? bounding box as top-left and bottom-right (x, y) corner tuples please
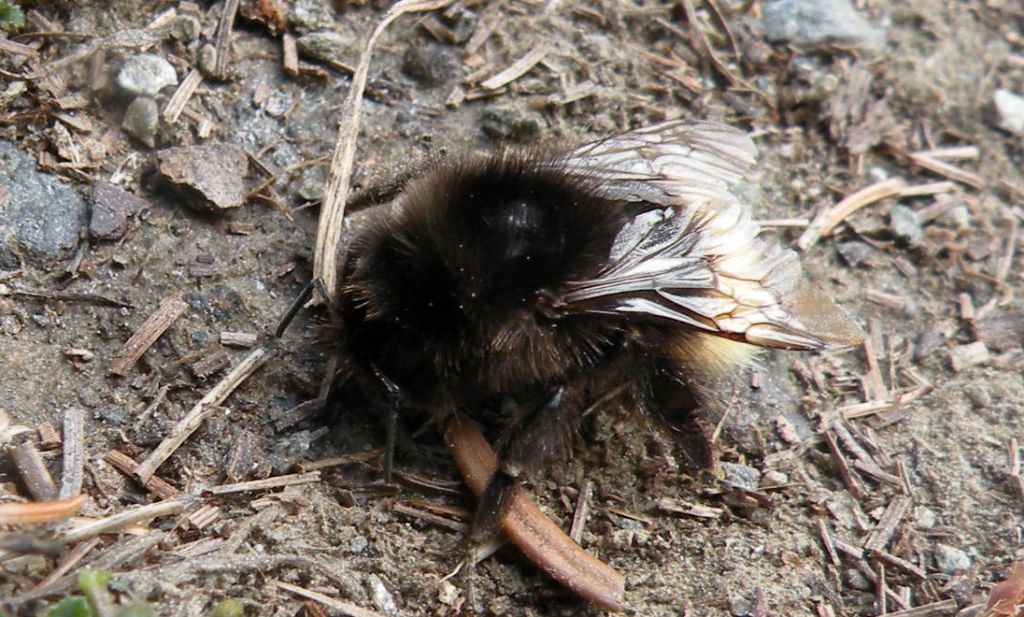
(2, 0), (1024, 615)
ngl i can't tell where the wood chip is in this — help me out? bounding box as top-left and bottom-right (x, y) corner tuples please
(61, 498), (189, 544)
(220, 331), (258, 348)
(907, 151), (984, 189)
(282, 32), (299, 75)
(863, 496), (911, 552)
(202, 470), (320, 495)
(103, 450), (180, 500)
(58, 407), (85, 499)
(37, 422), (61, 449)
(134, 348), (270, 483)
(0, 494), (87, 525)
(569, 479), (592, 544)
(0, 37), (40, 58)
(798, 178), (906, 250)
(824, 431), (864, 500)
(817, 519), (840, 565)
(109, 293), (189, 376)
(213, 0), (240, 79)
(868, 548), (927, 580)
(11, 440), (57, 500)
(655, 497), (725, 519)
(446, 414), (625, 611)
(274, 580), (387, 617)
(162, 68), (203, 124)
(480, 43), (550, 90)
(393, 500), (468, 533)
(881, 599), (957, 617)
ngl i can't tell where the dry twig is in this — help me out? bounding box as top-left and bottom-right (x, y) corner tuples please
(0, 494), (87, 525)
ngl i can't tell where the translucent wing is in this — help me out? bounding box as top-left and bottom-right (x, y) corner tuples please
(560, 120), (758, 208)
(554, 121), (862, 350)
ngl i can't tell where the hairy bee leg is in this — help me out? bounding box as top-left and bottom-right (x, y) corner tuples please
(469, 386), (580, 542)
(630, 346), (712, 471)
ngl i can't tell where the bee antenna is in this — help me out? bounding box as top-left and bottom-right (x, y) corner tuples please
(274, 277), (337, 338)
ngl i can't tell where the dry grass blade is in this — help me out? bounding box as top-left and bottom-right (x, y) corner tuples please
(109, 293), (188, 376)
(798, 178), (905, 250)
(312, 0), (454, 302)
(0, 494), (87, 525)
(445, 414), (625, 612)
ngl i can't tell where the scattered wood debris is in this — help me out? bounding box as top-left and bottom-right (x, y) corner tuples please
(134, 348), (270, 483)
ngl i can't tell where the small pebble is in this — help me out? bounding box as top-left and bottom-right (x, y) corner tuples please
(365, 574), (397, 615)
(762, 470), (788, 486)
(116, 53), (178, 97)
(721, 462), (761, 491)
(994, 89), (1024, 135)
(888, 204), (923, 248)
(121, 97), (159, 148)
(934, 543), (971, 574)
(762, 0), (885, 50)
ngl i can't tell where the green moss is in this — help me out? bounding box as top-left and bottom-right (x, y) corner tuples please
(0, 1), (25, 32)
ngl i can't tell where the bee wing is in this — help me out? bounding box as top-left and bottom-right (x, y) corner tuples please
(556, 121), (863, 350)
(559, 120), (758, 208)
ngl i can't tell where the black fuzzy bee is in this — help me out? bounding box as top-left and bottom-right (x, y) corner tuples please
(327, 120), (862, 539)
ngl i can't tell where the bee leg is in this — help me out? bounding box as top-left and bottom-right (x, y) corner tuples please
(631, 350), (712, 472)
(370, 365), (405, 484)
(469, 386), (579, 541)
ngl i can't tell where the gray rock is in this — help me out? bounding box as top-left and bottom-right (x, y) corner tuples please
(836, 240), (873, 267)
(156, 143), (249, 212)
(291, 0), (336, 34)
(934, 543), (971, 574)
(889, 204), (922, 247)
(297, 31), (356, 68)
(365, 574), (397, 615)
(721, 462), (761, 491)
(402, 45), (456, 88)
(762, 0), (885, 50)
(481, 107), (541, 144)
(0, 141), (87, 267)
(121, 96), (159, 148)
(90, 182), (149, 241)
(116, 53), (178, 97)
(994, 89), (1024, 135)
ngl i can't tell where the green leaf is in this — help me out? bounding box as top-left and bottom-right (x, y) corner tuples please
(77, 569), (112, 593)
(47, 596), (91, 617)
(0, 1), (25, 32)
(115, 601), (157, 617)
(208, 600), (244, 617)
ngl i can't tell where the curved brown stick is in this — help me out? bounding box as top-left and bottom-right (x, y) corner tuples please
(445, 414), (625, 612)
